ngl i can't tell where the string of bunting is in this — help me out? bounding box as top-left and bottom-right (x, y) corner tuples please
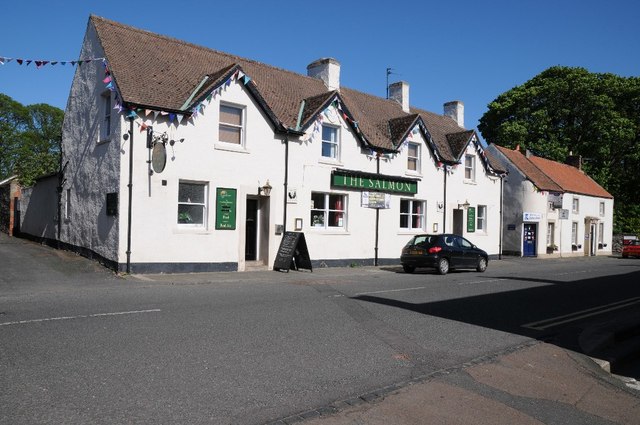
(0, 55), (105, 68)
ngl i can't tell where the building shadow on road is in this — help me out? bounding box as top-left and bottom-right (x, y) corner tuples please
(353, 269), (640, 379)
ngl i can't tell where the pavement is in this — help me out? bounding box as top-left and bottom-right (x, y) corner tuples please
(128, 269), (640, 425)
(3, 233), (640, 424)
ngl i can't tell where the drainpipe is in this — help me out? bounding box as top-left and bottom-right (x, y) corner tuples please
(443, 167), (448, 233)
(126, 117), (134, 274)
(282, 134), (289, 233)
(499, 175), (503, 259)
(374, 152), (380, 266)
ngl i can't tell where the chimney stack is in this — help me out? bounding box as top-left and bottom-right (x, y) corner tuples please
(388, 81), (410, 113)
(444, 100), (464, 127)
(566, 154), (582, 170)
(307, 58), (340, 91)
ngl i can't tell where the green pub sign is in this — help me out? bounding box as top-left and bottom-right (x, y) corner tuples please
(215, 188), (237, 230)
(332, 170), (418, 194)
(466, 206), (476, 233)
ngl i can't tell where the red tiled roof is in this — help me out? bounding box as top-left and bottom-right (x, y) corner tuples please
(90, 15), (497, 167)
(493, 145), (612, 198)
(529, 156), (613, 198)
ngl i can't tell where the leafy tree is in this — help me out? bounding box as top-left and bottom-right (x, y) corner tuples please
(478, 67), (640, 235)
(0, 94), (63, 186)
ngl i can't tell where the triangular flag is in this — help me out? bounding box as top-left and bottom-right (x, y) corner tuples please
(103, 76), (112, 84)
(51, 61), (58, 66)
(61, 61), (67, 66)
(176, 114), (183, 123)
(153, 111), (160, 120)
(17, 59), (23, 65)
(35, 61), (43, 68)
(0, 58), (5, 65)
(26, 60), (32, 66)
(139, 123), (148, 132)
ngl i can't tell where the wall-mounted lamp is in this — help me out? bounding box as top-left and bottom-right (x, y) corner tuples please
(258, 180), (272, 196)
(458, 200), (471, 210)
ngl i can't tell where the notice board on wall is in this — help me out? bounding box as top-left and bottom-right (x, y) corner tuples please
(273, 231), (312, 272)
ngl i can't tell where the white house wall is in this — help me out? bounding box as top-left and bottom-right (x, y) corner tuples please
(117, 75), (285, 272)
(444, 144), (502, 256)
(59, 24), (121, 266)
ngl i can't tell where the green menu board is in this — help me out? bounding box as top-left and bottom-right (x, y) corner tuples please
(467, 206), (476, 233)
(216, 188), (236, 230)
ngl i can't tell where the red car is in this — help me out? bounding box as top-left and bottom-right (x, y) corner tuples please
(622, 240), (640, 258)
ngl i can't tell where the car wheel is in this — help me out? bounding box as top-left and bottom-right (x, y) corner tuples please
(403, 265), (415, 273)
(476, 257), (487, 272)
(436, 258), (449, 275)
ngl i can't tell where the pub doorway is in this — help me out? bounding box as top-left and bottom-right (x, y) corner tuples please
(245, 197), (270, 265)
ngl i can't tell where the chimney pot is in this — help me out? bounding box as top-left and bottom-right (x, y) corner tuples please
(444, 100), (464, 127)
(307, 58), (340, 91)
(388, 81), (410, 113)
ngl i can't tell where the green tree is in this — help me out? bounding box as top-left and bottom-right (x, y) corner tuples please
(478, 67), (640, 235)
(0, 94), (63, 186)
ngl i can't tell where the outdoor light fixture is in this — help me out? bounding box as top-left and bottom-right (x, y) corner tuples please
(258, 180), (272, 196)
(458, 200), (471, 209)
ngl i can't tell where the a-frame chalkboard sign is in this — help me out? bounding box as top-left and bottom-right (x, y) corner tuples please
(273, 231), (312, 272)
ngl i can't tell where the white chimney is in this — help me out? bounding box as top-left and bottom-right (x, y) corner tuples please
(307, 58), (340, 91)
(389, 81), (410, 113)
(444, 100), (464, 127)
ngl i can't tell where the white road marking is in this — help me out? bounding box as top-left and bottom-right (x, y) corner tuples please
(354, 286), (429, 296)
(0, 309), (161, 327)
(524, 297), (640, 330)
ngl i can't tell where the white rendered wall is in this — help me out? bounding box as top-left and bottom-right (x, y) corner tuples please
(59, 23), (120, 263)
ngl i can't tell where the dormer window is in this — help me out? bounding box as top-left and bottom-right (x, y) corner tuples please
(219, 103), (245, 145)
(464, 154), (476, 182)
(321, 125), (340, 160)
(407, 142), (420, 172)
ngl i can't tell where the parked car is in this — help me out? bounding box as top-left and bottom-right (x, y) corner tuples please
(400, 233), (488, 275)
(622, 240), (640, 258)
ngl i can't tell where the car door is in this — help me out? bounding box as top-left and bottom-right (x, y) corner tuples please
(458, 237), (477, 267)
(446, 235), (465, 268)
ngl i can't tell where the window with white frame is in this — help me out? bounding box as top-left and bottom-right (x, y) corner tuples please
(599, 202), (605, 217)
(321, 125), (340, 160)
(310, 192), (346, 229)
(598, 223), (604, 244)
(572, 197), (579, 214)
(476, 205), (487, 232)
(572, 221), (578, 245)
(219, 104), (244, 145)
(64, 188), (71, 221)
(100, 92), (111, 141)
(178, 181), (207, 226)
(400, 199), (425, 230)
(547, 222), (555, 247)
(407, 142), (420, 172)
(464, 155), (475, 181)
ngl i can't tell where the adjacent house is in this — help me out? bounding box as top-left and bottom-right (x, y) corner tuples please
(488, 145), (613, 257)
(0, 175), (20, 236)
(22, 15), (507, 273)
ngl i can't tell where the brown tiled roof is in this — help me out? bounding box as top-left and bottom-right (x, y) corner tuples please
(529, 156), (613, 199)
(90, 15), (497, 167)
(493, 145), (563, 192)
(493, 145), (612, 198)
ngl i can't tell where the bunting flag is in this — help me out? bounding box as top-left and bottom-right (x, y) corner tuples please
(0, 55), (105, 67)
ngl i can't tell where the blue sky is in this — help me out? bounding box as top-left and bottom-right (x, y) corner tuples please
(1, 0), (638, 139)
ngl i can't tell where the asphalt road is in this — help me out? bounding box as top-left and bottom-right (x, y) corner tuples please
(1, 234), (639, 424)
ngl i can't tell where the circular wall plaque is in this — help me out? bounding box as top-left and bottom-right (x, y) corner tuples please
(151, 142), (167, 173)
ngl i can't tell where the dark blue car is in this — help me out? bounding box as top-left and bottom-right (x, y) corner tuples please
(400, 233), (488, 275)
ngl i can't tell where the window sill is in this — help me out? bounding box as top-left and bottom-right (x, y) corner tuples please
(308, 228), (349, 235)
(318, 158), (343, 167)
(463, 179), (477, 185)
(405, 171), (423, 178)
(174, 226), (212, 235)
(97, 137), (111, 145)
(398, 229), (425, 235)
(215, 142), (249, 154)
